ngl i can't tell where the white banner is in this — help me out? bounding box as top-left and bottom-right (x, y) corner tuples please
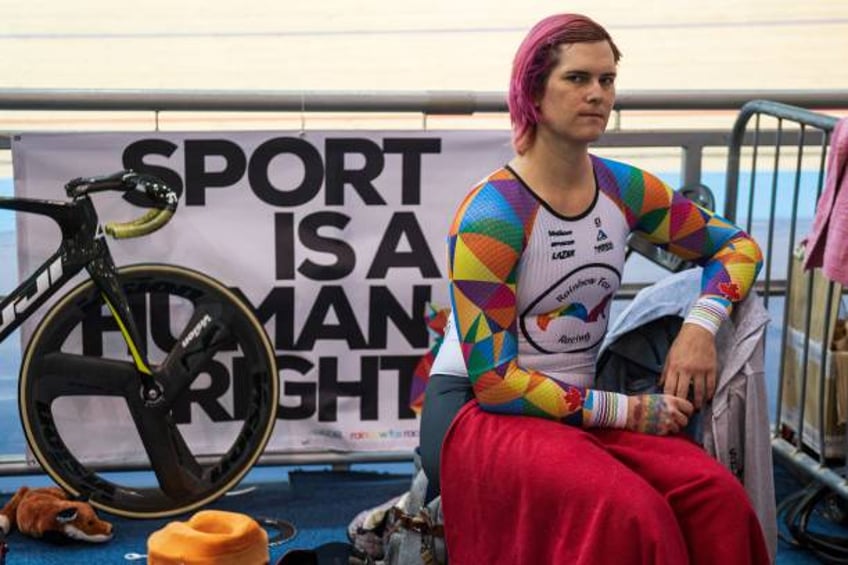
(12, 130), (514, 461)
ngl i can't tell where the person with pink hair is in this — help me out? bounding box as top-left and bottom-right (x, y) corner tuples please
(419, 13), (770, 564)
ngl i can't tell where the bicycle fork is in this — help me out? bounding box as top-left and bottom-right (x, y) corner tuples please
(85, 247), (164, 405)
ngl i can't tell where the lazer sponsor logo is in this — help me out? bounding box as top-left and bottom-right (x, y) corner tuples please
(552, 249), (576, 260)
(1, 258), (63, 334)
(181, 313), (213, 349)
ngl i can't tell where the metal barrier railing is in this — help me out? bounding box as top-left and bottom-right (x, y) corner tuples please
(2, 88), (848, 187)
(1, 87), (847, 113)
(726, 99), (847, 500)
(2, 91), (848, 481)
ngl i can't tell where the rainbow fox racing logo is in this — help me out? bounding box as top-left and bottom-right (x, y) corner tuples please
(536, 293), (613, 331)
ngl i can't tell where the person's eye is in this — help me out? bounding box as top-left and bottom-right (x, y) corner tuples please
(600, 76), (616, 86)
(565, 74), (586, 83)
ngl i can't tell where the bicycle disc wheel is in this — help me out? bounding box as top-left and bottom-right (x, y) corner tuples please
(19, 263), (278, 518)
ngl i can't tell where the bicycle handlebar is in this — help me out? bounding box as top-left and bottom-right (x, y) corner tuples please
(65, 170), (178, 239)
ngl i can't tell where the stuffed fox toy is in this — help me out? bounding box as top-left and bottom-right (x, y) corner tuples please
(0, 487), (113, 543)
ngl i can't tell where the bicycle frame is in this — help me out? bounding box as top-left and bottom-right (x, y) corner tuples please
(0, 195), (153, 377)
(3, 175), (279, 518)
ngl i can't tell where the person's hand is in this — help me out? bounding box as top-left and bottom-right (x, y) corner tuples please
(626, 394), (694, 435)
(660, 323), (717, 410)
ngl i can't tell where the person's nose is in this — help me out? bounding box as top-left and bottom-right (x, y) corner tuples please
(586, 80), (603, 103)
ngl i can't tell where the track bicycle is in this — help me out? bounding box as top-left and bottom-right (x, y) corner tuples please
(0, 171), (279, 518)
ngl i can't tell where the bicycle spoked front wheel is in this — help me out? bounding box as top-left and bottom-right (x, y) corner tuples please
(19, 263), (279, 518)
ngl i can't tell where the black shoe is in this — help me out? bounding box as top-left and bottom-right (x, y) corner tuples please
(276, 541), (370, 565)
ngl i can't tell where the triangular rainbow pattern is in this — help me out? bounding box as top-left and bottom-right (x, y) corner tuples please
(447, 171), (587, 424)
(409, 304), (450, 414)
(592, 156), (763, 304)
(443, 158), (763, 426)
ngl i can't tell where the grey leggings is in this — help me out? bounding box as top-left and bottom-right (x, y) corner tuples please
(419, 374), (475, 502)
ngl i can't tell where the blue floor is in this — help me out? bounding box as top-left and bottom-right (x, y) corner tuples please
(773, 460), (848, 564)
(0, 463), (413, 565)
(0, 458), (844, 564)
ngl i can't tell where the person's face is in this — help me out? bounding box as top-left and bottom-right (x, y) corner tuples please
(535, 40), (617, 145)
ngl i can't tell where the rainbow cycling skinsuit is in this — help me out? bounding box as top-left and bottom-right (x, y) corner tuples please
(429, 154), (763, 429)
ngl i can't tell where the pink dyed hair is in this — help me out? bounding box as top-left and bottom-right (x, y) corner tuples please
(508, 14), (621, 154)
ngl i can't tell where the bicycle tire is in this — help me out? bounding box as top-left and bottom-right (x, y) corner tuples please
(19, 263), (279, 518)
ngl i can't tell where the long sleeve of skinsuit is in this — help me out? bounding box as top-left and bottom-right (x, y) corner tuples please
(433, 154), (763, 428)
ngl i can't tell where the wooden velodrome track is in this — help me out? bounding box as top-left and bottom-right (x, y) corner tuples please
(3, 0), (848, 91)
(1, 0), (847, 175)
